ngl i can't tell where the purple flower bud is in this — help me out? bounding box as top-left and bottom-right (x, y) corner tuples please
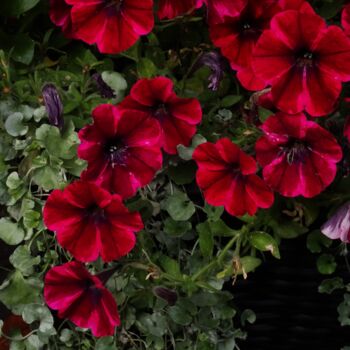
(321, 202), (350, 242)
(193, 52), (226, 91)
(153, 286), (178, 306)
(92, 73), (116, 99)
(42, 84), (64, 129)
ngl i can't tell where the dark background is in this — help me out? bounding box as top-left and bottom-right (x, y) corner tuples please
(234, 236), (350, 350)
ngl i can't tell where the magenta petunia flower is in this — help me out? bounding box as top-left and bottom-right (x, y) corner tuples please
(255, 112), (343, 198)
(321, 202), (350, 243)
(43, 181), (143, 262)
(117, 77), (202, 155)
(252, 3), (350, 116)
(158, 0), (203, 19)
(204, 0), (245, 24)
(78, 104), (162, 199)
(49, 0), (74, 38)
(193, 138), (274, 217)
(209, 0), (301, 90)
(44, 262), (120, 337)
(50, 0), (154, 54)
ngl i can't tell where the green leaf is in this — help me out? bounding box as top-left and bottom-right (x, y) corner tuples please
(168, 305), (192, 326)
(6, 172), (23, 190)
(167, 162), (196, 185)
(241, 309), (256, 326)
(32, 164), (65, 191)
(220, 95), (242, 108)
(9, 246), (40, 276)
(164, 217), (191, 237)
(159, 256), (181, 278)
(238, 256), (262, 275)
(137, 58), (157, 78)
(218, 337), (236, 350)
(0, 271), (40, 311)
(338, 294), (350, 326)
(203, 204), (224, 221)
(95, 337), (118, 350)
(35, 121), (79, 160)
(136, 313), (168, 337)
(271, 219), (308, 239)
(307, 230), (332, 253)
(196, 222), (214, 257)
(318, 277), (344, 294)
(5, 113), (28, 137)
(250, 231), (280, 259)
(0, 218), (25, 245)
(22, 304), (56, 336)
(209, 219), (237, 237)
(11, 34), (35, 65)
(0, 0), (40, 16)
(177, 134), (207, 161)
(317, 254), (337, 275)
(164, 191), (195, 221)
(101, 71), (128, 97)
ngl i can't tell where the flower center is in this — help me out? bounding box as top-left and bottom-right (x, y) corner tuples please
(86, 205), (106, 223)
(296, 51), (315, 68)
(104, 0), (124, 15)
(284, 139), (310, 165)
(105, 138), (128, 167)
(153, 103), (169, 121)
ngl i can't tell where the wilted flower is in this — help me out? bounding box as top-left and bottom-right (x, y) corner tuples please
(92, 73), (116, 99)
(153, 287), (178, 305)
(193, 52), (226, 91)
(42, 83), (64, 129)
(321, 202), (350, 242)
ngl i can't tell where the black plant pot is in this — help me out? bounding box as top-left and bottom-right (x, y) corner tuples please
(233, 236), (349, 350)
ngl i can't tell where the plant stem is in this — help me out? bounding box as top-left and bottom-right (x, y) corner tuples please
(191, 234), (240, 282)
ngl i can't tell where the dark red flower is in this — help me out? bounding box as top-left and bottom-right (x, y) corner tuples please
(58, 0), (154, 54)
(209, 0), (286, 91)
(49, 0), (74, 38)
(342, 4), (350, 37)
(158, 0), (203, 19)
(43, 181), (143, 262)
(78, 104), (162, 199)
(193, 138), (274, 217)
(253, 4), (350, 116)
(255, 113), (343, 198)
(44, 262), (120, 337)
(118, 77), (202, 154)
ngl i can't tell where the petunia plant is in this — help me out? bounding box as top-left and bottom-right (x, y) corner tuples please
(0, 0), (350, 349)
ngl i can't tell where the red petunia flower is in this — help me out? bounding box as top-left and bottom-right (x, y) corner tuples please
(209, 0), (301, 90)
(118, 77), (202, 155)
(78, 104), (162, 199)
(193, 138), (274, 217)
(253, 4), (350, 116)
(342, 4), (350, 37)
(55, 0), (154, 54)
(44, 262), (120, 337)
(204, 0), (245, 23)
(43, 181), (143, 262)
(255, 112), (343, 198)
(158, 0), (203, 19)
(49, 0), (74, 38)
